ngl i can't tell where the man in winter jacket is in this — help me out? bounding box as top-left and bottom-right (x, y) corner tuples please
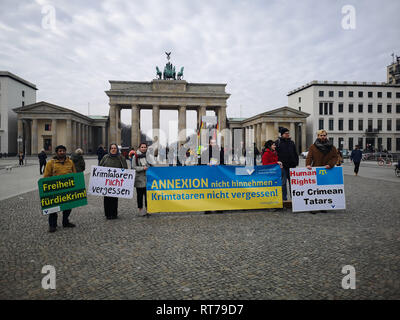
(38, 149), (47, 174)
(275, 127), (299, 201)
(43, 145), (77, 233)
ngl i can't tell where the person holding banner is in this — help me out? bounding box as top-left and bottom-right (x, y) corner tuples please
(306, 130), (339, 214)
(43, 145), (77, 233)
(100, 143), (128, 219)
(306, 130), (338, 170)
(262, 140), (283, 167)
(275, 127), (299, 201)
(133, 142), (152, 217)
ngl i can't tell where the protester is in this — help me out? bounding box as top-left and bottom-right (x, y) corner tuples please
(133, 142), (152, 217)
(306, 130), (339, 214)
(253, 142), (260, 165)
(99, 143), (128, 220)
(38, 149), (47, 174)
(350, 145), (363, 176)
(275, 127), (299, 202)
(71, 148), (86, 173)
(262, 140), (282, 167)
(96, 144), (106, 165)
(43, 145), (77, 233)
(18, 152), (24, 165)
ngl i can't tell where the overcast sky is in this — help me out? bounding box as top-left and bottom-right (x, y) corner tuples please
(1, 0), (399, 141)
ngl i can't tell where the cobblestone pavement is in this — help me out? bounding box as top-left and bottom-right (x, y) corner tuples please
(0, 173), (399, 300)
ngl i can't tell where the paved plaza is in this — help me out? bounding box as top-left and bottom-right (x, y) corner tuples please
(0, 159), (399, 299)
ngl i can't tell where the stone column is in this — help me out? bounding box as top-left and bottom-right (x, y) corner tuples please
(72, 121), (76, 152)
(78, 123), (82, 148)
(109, 104), (117, 144)
(131, 105), (140, 149)
(52, 119), (57, 150)
(290, 122), (296, 146)
(102, 126), (106, 147)
(261, 122), (267, 147)
(24, 120), (31, 155)
(89, 125), (92, 153)
(301, 121), (306, 152)
(31, 119), (38, 155)
(257, 123), (262, 151)
(152, 105), (160, 141)
(66, 119), (72, 152)
(218, 106), (227, 146)
(178, 105), (186, 145)
(117, 107), (121, 146)
(197, 105), (207, 130)
(274, 122), (279, 140)
(17, 118), (23, 153)
(253, 124), (258, 149)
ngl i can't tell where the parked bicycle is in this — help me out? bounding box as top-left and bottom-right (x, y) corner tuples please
(377, 155), (392, 166)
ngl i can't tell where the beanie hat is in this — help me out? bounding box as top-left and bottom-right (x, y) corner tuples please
(55, 145), (66, 152)
(279, 127), (289, 135)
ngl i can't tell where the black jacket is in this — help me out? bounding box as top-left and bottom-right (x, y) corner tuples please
(38, 151), (47, 163)
(275, 137), (299, 168)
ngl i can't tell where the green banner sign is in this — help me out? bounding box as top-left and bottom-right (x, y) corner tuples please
(38, 172), (87, 215)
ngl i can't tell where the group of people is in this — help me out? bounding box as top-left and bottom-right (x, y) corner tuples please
(44, 143), (151, 233)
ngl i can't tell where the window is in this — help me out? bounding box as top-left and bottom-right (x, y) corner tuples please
(396, 92), (400, 99)
(349, 137), (353, 150)
(348, 103), (354, 113)
(377, 104), (382, 113)
(368, 104), (373, 113)
(387, 119), (392, 131)
(397, 104), (400, 113)
(45, 124), (51, 131)
(319, 102), (323, 115)
(349, 119), (354, 131)
(368, 91), (373, 98)
(358, 119), (363, 131)
(338, 103), (344, 113)
(377, 92), (382, 98)
(298, 97), (301, 103)
(387, 104), (392, 113)
(324, 102), (328, 115)
(338, 137), (344, 150)
(377, 119), (382, 131)
(22, 90), (25, 97)
(397, 119), (400, 131)
(349, 91), (353, 98)
(319, 119), (324, 130)
(397, 138), (400, 151)
(358, 91), (363, 98)
(358, 103), (363, 113)
(329, 119), (334, 131)
(358, 137), (363, 149)
(378, 138), (383, 151)
(22, 101), (24, 107)
(329, 102), (333, 115)
(298, 107), (301, 111)
(319, 91), (324, 97)
(368, 119), (373, 131)
(339, 91), (343, 97)
(339, 119), (344, 131)
(329, 137), (334, 145)
(387, 138), (392, 151)
(387, 92), (392, 98)
(329, 91), (334, 97)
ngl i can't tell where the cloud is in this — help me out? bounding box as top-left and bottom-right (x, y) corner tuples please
(0, 0), (399, 140)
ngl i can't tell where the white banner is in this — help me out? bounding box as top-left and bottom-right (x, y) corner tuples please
(88, 166), (135, 199)
(290, 167), (346, 212)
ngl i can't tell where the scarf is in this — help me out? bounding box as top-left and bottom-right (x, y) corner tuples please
(135, 150), (148, 167)
(314, 139), (333, 155)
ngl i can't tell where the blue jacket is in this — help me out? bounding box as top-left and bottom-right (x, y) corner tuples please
(350, 149), (362, 162)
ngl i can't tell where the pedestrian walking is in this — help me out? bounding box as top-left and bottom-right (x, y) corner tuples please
(275, 127), (299, 201)
(43, 145), (77, 233)
(96, 144), (106, 165)
(18, 152), (24, 165)
(350, 145), (363, 176)
(38, 149), (47, 174)
(99, 143), (128, 220)
(133, 142), (152, 217)
(306, 130), (339, 214)
(71, 148), (86, 173)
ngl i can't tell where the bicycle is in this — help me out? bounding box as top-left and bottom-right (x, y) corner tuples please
(377, 156), (392, 166)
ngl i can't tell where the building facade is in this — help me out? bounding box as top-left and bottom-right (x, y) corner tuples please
(287, 81), (400, 153)
(0, 71), (37, 155)
(13, 101), (108, 155)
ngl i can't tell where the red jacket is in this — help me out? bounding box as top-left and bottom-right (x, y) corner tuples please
(262, 149), (278, 165)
